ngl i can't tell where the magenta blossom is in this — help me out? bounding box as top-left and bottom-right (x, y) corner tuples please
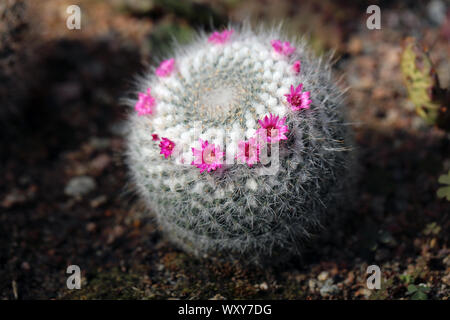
(236, 137), (260, 167)
(292, 60), (301, 73)
(159, 137), (175, 158)
(284, 84), (311, 111)
(271, 40), (295, 56)
(152, 133), (159, 141)
(256, 114), (289, 143)
(191, 139), (224, 173)
(156, 58), (175, 77)
(208, 29), (234, 44)
(135, 88), (156, 116)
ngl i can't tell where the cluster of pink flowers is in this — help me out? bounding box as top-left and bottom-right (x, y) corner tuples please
(235, 114), (289, 167)
(269, 40), (311, 109)
(135, 60), (177, 116)
(236, 137), (260, 167)
(256, 114), (289, 143)
(149, 133), (176, 159)
(159, 137), (176, 159)
(271, 39), (295, 56)
(284, 84), (311, 111)
(292, 60), (301, 73)
(134, 30), (313, 172)
(208, 29), (234, 44)
(191, 139), (225, 173)
(156, 58), (175, 77)
(135, 88), (156, 116)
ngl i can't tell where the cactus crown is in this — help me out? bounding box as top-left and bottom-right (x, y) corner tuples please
(126, 24), (354, 263)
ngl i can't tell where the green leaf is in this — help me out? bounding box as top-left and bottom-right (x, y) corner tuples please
(418, 284), (430, 293)
(400, 37), (442, 125)
(412, 290), (428, 300)
(407, 284), (417, 293)
(423, 222), (441, 235)
(437, 186), (450, 200)
(399, 274), (414, 285)
(406, 284), (430, 300)
(437, 170), (450, 201)
(438, 170), (450, 184)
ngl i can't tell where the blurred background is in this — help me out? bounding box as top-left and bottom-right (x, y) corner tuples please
(0, 0), (449, 299)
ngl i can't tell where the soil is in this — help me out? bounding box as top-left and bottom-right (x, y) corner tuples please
(0, 0), (448, 300)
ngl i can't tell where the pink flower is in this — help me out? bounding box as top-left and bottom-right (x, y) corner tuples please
(256, 114), (289, 143)
(156, 58), (175, 77)
(152, 133), (159, 141)
(236, 137), (260, 167)
(191, 139), (224, 173)
(284, 84), (311, 111)
(271, 40), (295, 56)
(208, 29), (234, 44)
(135, 88), (156, 116)
(159, 137), (175, 158)
(292, 60), (301, 73)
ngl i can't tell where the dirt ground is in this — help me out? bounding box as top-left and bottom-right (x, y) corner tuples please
(0, 0), (449, 299)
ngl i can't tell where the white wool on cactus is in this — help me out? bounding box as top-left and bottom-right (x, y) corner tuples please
(125, 24), (355, 264)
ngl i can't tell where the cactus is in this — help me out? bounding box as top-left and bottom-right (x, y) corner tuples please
(400, 37), (449, 131)
(126, 25), (355, 263)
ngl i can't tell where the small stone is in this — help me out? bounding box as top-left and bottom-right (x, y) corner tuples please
(209, 294), (226, 300)
(318, 271), (329, 281)
(110, 122), (129, 136)
(114, 225), (124, 237)
(21, 261), (30, 271)
(64, 176), (96, 197)
(319, 279), (339, 297)
(355, 288), (372, 298)
(90, 154), (111, 174)
(259, 282), (269, 290)
(90, 195), (107, 208)
(89, 137), (111, 150)
(308, 279), (317, 291)
(1, 189), (26, 208)
(12, 280), (18, 300)
(430, 238), (437, 248)
(86, 222), (96, 232)
(345, 271), (355, 285)
(427, 0), (446, 25)
(348, 37), (362, 55)
(107, 225), (125, 244)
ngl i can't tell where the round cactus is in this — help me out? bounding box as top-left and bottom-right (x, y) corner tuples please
(126, 25), (354, 263)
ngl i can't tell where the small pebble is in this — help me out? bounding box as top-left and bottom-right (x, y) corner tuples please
(64, 176), (97, 197)
(318, 271), (329, 281)
(319, 279), (339, 297)
(259, 282), (269, 290)
(90, 195), (107, 208)
(86, 222), (96, 232)
(21, 262), (30, 271)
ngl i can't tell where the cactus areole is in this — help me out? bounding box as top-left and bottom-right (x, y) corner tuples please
(126, 25), (354, 263)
